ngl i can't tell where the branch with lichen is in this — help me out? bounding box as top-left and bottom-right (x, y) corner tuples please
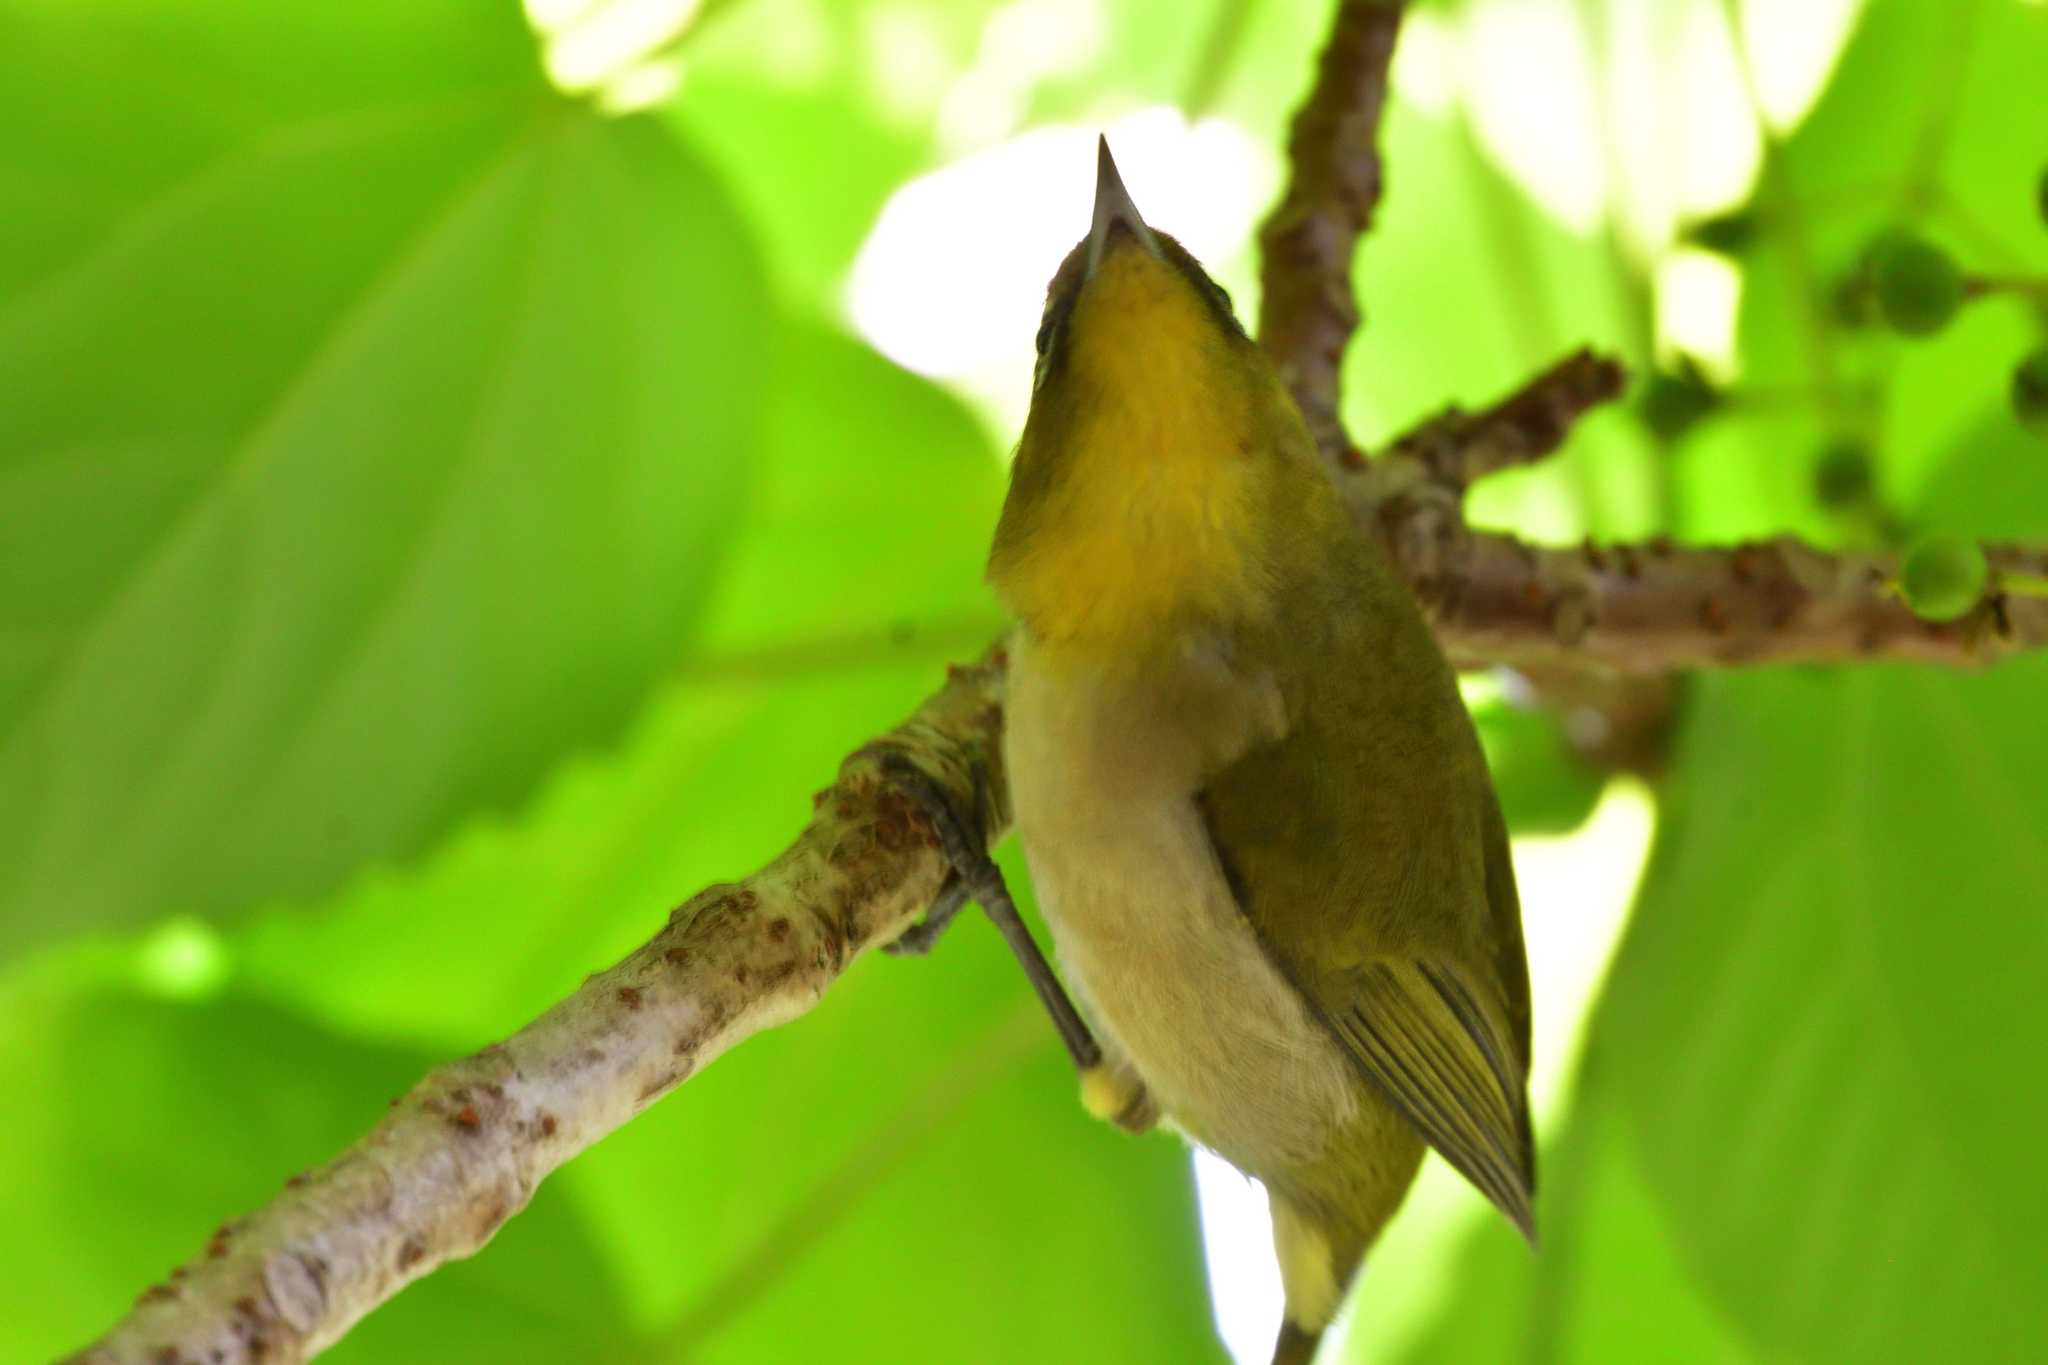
(1353, 356), (2048, 671)
(65, 658), (1007, 1365)
(1255, 0), (1403, 468)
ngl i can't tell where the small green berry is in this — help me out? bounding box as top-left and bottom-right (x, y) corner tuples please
(1900, 533), (1989, 622)
(1832, 272), (1878, 328)
(1638, 358), (1718, 441)
(1814, 440), (1874, 508)
(1869, 232), (1963, 336)
(2013, 347), (2048, 438)
(1686, 212), (1758, 256)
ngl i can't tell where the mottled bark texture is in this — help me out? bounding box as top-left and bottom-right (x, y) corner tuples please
(67, 660), (1008, 1365)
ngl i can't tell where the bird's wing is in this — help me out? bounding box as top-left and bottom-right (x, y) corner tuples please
(1198, 782), (1536, 1239)
(1318, 954), (1536, 1240)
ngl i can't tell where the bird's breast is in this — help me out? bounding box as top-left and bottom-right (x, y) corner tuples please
(1002, 636), (1356, 1170)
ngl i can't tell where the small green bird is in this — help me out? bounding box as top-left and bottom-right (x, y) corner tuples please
(988, 140), (1535, 1364)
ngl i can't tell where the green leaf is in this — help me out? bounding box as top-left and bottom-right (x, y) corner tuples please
(232, 323), (1000, 1046)
(1357, 101), (1660, 546)
(1600, 414), (2048, 1362)
(0, 0), (770, 954)
(1378, 1060), (1757, 1365)
(667, 2), (947, 303)
(0, 977), (633, 1364)
(1472, 700), (1606, 837)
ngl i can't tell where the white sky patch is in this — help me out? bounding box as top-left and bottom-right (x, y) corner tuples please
(1198, 781), (1657, 1362)
(1736, 0), (1868, 132)
(1389, 7), (1461, 115)
(532, 0), (701, 94)
(1459, 0), (1608, 235)
(1675, 0), (1762, 219)
(1656, 246), (1744, 378)
(846, 107), (1277, 439)
(1195, 1149), (1284, 1365)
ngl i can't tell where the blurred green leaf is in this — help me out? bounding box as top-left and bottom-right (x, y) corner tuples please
(668, 2), (954, 303)
(232, 323), (999, 1046)
(0, 0), (770, 954)
(1357, 102), (1661, 545)
(1600, 411), (2048, 1362)
(0, 977), (632, 1363)
(1380, 1059), (1756, 1365)
(1472, 700), (1606, 837)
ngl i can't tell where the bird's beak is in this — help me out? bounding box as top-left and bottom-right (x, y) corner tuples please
(1087, 135), (1158, 276)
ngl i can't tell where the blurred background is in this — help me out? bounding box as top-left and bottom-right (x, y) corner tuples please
(3, 0), (2045, 1360)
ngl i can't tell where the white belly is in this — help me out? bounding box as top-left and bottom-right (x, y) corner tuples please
(1003, 637), (1355, 1169)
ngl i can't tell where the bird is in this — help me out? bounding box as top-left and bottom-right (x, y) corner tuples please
(985, 137), (1535, 1365)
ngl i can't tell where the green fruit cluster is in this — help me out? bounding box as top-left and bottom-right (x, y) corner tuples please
(2014, 348), (2048, 438)
(1869, 233), (1963, 336)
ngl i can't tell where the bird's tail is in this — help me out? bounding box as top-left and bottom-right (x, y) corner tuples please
(1271, 1320), (1322, 1365)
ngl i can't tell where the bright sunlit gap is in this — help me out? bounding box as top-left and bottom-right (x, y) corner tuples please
(132, 916), (231, 1001)
(1737, 0), (1869, 132)
(526, 0), (700, 109)
(1196, 782), (1657, 1363)
(846, 107), (1278, 441)
(1658, 247), (1745, 379)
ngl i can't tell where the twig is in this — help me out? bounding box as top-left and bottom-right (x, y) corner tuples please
(65, 656), (1010, 1365)
(1256, 0), (1405, 468)
(1350, 359), (2048, 671)
(1380, 349), (1627, 490)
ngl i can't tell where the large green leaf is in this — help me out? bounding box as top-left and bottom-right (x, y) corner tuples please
(230, 320), (1003, 1047)
(0, 0), (769, 952)
(1372, 1058), (1757, 1365)
(0, 976), (634, 1363)
(1600, 411), (2048, 1361)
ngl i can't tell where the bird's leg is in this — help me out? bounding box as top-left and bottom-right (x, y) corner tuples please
(879, 877), (970, 957)
(881, 754), (1103, 1072)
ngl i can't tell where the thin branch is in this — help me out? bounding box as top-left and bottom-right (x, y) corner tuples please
(1380, 349), (1627, 490)
(65, 656), (1010, 1365)
(1256, 0), (1405, 468)
(1350, 358), (2048, 671)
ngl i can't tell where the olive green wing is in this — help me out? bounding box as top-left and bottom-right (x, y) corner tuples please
(1319, 797), (1534, 1241)
(1322, 954), (1536, 1240)
(1200, 785), (1536, 1240)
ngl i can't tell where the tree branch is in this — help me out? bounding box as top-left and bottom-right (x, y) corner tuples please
(66, 657), (1009, 1365)
(1347, 358), (2048, 671)
(1256, 0), (1403, 468)
(1381, 348), (1628, 490)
